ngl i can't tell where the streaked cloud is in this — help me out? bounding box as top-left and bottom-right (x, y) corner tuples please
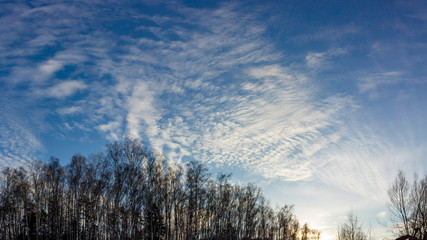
(97, 118), (123, 142)
(306, 48), (347, 69)
(1, 0), (414, 190)
(358, 71), (404, 94)
(126, 82), (161, 140)
(293, 23), (360, 43)
(306, 52), (326, 68)
(42, 80), (87, 99)
(407, 8), (427, 22)
(0, 96), (44, 167)
(39, 59), (63, 76)
(182, 65), (354, 181)
(57, 106), (83, 115)
(1, 2), (426, 240)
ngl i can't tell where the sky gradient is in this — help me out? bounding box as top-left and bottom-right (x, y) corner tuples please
(1, 0), (427, 239)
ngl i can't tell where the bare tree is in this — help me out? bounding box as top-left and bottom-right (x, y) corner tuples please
(301, 223), (310, 240)
(388, 170), (412, 236)
(0, 167), (31, 239)
(277, 204), (294, 240)
(409, 175), (427, 240)
(388, 170), (427, 240)
(185, 160), (209, 240)
(337, 211), (367, 240)
(0, 139), (322, 240)
(44, 157), (66, 239)
(243, 183), (261, 239)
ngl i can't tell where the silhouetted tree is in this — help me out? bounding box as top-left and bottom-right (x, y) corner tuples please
(277, 204), (294, 240)
(0, 139), (321, 240)
(337, 211), (367, 240)
(185, 160), (209, 240)
(145, 203), (165, 240)
(301, 223), (310, 240)
(0, 167), (31, 239)
(388, 170), (427, 240)
(243, 183), (261, 239)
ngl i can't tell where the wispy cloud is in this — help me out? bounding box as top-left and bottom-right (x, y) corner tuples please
(406, 8), (427, 22)
(358, 71), (404, 93)
(306, 48), (347, 69)
(97, 118), (123, 142)
(57, 106), (83, 115)
(1, 1), (425, 212)
(39, 59), (63, 77)
(41, 80), (87, 99)
(179, 65), (354, 181)
(126, 82), (161, 140)
(293, 23), (360, 43)
(1, 1), (356, 183)
(0, 96), (44, 167)
(356, 70), (427, 100)
(86, 5), (356, 182)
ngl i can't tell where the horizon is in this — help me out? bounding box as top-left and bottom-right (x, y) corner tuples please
(1, 0), (427, 239)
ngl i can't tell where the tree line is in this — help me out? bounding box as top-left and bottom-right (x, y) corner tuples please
(0, 139), (321, 240)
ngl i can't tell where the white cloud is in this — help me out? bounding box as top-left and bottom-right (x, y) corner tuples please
(306, 52), (326, 68)
(248, 64), (293, 80)
(39, 59), (63, 75)
(57, 106), (82, 115)
(8, 49), (89, 84)
(0, 98), (44, 167)
(2, 4), (425, 240)
(97, 118), (123, 141)
(306, 48), (347, 68)
(358, 71), (403, 93)
(126, 82), (161, 141)
(135, 63), (355, 182)
(44, 80), (87, 99)
(1, 2), (398, 200)
(2, 2), (422, 214)
(27, 4), (355, 184)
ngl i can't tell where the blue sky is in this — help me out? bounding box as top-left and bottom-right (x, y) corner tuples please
(1, 0), (426, 239)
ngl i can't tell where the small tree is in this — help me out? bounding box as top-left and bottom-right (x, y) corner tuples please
(338, 211), (367, 240)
